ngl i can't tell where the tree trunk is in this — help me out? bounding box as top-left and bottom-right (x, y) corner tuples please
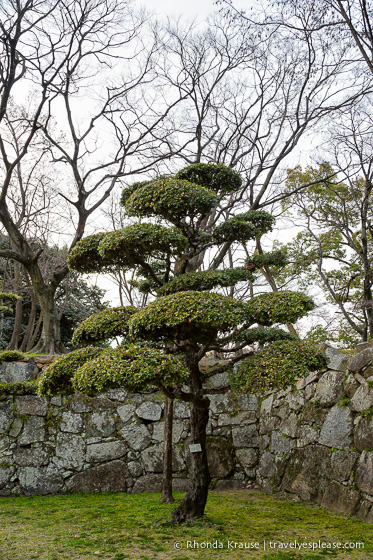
(6, 262), (23, 350)
(6, 297), (22, 350)
(171, 394), (210, 522)
(26, 314), (42, 352)
(19, 288), (37, 352)
(29, 288), (63, 354)
(161, 397), (174, 504)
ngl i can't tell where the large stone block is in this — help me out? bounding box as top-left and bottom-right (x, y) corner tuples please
(217, 411), (256, 426)
(280, 446), (332, 502)
(351, 385), (373, 412)
(18, 416), (45, 446)
(173, 401), (190, 419)
(204, 371), (230, 390)
(61, 412), (83, 434)
(297, 425), (318, 447)
(271, 431), (296, 456)
(131, 474), (163, 494)
(55, 433), (85, 470)
(86, 411), (115, 437)
(355, 451), (373, 494)
(321, 481), (360, 515)
(260, 395), (274, 415)
(259, 416), (280, 435)
(15, 395), (47, 416)
(0, 402), (13, 434)
(354, 417), (373, 452)
(285, 392), (305, 411)
(106, 388), (128, 401)
(314, 371), (344, 406)
(0, 362), (39, 383)
(206, 437), (235, 478)
(86, 441), (126, 463)
(140, 443), (185, 473)
(136, 402), (162, 422)
(235, 449), (258, 474)
(324, 346), (348, 371)
(128, 460), (143, 477)
(0, 465), (15, 489)
(67, 460), (128, 493)
(117, 404), (136, 423)
(343, 374), (359, 397)
(331, 450), (359, 482)
(18, 465), (63, 495)
(279, 413), (298, 438)
(121, 423), (151, 451)
(8, 417), (23, 437)
(318, 406), (353, 449)
(233, 394), (258, 411)
(70, 398), (92, 413)
(232, 424), (258, 448)
(208, 394), (230, 415)
(258, 451), (276, 479)
(13, 444), (50, 467)
(347, 348), (373, 372)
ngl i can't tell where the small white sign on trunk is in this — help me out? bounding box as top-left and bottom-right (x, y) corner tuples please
(189, 443), (202, 453)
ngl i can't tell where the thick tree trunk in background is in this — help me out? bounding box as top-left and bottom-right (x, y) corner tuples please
(172, 394), (210, 522)
(19, 288), (37, 352)
(161, 397), (174, 504)
(7, 298), (22, 349)
(6, 262), (23, 350)
(29, 287), (64, 354)
(26, 314), (42, 352)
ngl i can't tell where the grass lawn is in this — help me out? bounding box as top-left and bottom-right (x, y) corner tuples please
(0, 490), (371, 560)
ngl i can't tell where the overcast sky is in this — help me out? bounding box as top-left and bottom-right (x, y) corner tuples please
(146, 0), (218, 19)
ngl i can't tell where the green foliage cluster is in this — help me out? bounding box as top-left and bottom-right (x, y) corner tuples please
(245, 291), (314, 325)
(73, 344), (189, 395)
(125, 178), (218, 222)
(232, 339), (327, 394)
(245, 250), (286, 270)
(157, 267), (255, 296)
(213, 210), (275, 244)
(119, 179), (154, 206)
(38, 347), (103, 397)
(0, 291), (22, 315)
(67, 233), (109, 274)
(0, 350), (26, 362)
(129, 291), (247, 341)
(0, 381), (37, 395)
(175, 163), (242, 195)
(72, 306), (137, 347)
(98, 224), (187, 266)
(234, 326), (296, 345)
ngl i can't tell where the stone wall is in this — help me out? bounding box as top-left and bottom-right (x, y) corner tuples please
(256, 344), (373, 523)
(0, 345), (372, 523)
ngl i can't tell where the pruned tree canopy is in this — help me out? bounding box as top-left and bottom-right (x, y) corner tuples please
(41, 162), (320, 523)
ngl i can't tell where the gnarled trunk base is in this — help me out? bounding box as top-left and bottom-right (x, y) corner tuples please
(171, 396), (210, 523)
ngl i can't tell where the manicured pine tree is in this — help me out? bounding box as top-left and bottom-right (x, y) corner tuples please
(39, 164), (319, 522)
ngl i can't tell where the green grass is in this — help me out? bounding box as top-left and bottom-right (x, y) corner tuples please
(0, 490), (371, 560)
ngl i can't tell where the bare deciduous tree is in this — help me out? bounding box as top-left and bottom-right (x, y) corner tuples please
(0, 0), (184, 353)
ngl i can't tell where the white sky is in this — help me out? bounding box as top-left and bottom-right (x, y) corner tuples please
(143, 0), (218, 19)
(84, 0), (335, 338)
